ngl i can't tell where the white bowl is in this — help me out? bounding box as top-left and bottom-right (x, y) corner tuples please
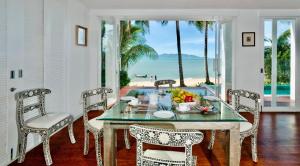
(153, 111), (175, 119)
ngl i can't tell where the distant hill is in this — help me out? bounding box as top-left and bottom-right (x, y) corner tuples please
(159, 53), (214, 59)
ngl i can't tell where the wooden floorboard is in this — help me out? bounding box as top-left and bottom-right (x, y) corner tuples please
(9, 112), (300, 166)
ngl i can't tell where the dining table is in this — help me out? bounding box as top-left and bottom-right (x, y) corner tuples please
(97, 86), (246, 166)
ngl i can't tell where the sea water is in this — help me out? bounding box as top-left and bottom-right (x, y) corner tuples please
(127, 54), (216, 82)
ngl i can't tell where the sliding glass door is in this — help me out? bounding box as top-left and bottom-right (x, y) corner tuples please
(215, 20), (233, 100)
(100, 18), (120, 98)
(264, 19), (295, 108)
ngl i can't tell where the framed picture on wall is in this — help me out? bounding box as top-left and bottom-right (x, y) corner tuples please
(242, 32), (255, 47)
(76, 25), (88, 46)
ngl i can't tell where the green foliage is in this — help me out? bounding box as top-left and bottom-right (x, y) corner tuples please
(120, 70), (131, 87)
(264, 29), (291, 84)
(120, 21), (158, 71)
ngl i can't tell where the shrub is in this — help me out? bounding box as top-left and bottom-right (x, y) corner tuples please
(120, 70), (130, 87)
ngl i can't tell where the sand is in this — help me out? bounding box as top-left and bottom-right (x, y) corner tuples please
(129, 78), (216, 87)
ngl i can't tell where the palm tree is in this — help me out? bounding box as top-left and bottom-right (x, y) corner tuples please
(264, 29), (291, 84)
(134, 20), (150, 35)
(189, 21), (214, 84)
(161, 21), (186, 87)
(120, 21), (158, 70)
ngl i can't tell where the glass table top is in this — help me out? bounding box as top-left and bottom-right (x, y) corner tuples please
(97, 87), (246, 122)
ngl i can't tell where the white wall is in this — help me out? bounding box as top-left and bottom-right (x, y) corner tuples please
(0, 0), (8, 165)
(44, 0), (90, 118)
(234, 11), (263, 93)
(65, 0), (90, 117)
(5, 0), (45, 162)
(0, 0), (90, 164)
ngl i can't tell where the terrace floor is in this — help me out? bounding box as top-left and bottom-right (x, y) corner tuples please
(264, 96), (295, 107)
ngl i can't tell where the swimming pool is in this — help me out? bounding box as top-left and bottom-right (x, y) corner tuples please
(264, 84), (290, 95)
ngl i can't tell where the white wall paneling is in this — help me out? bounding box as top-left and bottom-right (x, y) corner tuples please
(0, 0), (8, 165)
(6, 0), (25, 161)
(44, 0), (68, 115)
(65, 0), (89, 117)
(5, 0), (45, 163)
(44, 0), (90, 118)
(23, 0), (45, 152)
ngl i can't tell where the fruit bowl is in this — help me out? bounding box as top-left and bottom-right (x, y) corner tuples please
(170, 88), (200, 103)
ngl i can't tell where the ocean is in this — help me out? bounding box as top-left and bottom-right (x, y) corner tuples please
(127, 54), (216, 82)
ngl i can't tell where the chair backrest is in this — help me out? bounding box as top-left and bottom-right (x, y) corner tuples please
(81, 88), (113, 123)
(154, 79), (176, 89)
(15, 88), (51, 127)
(230, 89), (261, 132)
(129, 125), (203, 166)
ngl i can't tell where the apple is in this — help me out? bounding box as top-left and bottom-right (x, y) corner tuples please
(201, 107), (209, 112)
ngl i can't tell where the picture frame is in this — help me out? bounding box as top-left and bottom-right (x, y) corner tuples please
(76, 25), (88, 46)
(242, 32), (255, 47)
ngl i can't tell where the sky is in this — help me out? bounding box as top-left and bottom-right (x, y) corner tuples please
(264, 19), (293, 46)
(143, 21), (216, 58)
(139, 20), (292, 57)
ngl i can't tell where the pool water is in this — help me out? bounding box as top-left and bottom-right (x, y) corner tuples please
(264, 84), (290, 95)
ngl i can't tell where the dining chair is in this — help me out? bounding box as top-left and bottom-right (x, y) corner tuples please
(208, 89), (260, 162)
(129, 125), (204, 166)
(15, 88), (76, 165)
(154, 79), (176, 89)
(82, 88), (130, 166)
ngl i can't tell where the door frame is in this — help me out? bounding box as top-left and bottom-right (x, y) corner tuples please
(260, 16), (300, 112)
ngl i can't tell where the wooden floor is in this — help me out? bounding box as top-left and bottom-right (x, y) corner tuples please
(9, 112), (300, 166)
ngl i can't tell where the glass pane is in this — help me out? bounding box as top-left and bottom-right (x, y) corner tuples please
(98, 87), (246, 122)
(276, 20), (292, 107)
(264, 20), (272, 107)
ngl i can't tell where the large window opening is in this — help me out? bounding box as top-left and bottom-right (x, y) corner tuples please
(99, 19), (233, 99)
(118, 20), (218, 89)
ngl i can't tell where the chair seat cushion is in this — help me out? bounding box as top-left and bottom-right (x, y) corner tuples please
(240, 122), (253, 132)
(25, 113), (71, 129)
(107, 98), (116, 108)
(143, 149), (197, 165)
(88, 117), (104, 130)
(144, 150), (186, 161)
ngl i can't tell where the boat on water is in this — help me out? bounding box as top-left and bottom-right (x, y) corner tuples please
(135, 74), (148, 78)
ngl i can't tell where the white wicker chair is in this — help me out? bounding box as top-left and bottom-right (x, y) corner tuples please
(15, 88), (76, 165)
(82, 88), (130, 166)
(208, 89), (260, 162)
(129, 125), (204, 166)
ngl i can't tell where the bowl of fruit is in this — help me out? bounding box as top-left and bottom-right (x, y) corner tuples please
(170, 88), (200, 111)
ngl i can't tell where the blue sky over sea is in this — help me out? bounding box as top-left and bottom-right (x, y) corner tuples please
(142, 20), (292, 55)
(144, 21), (216, 58)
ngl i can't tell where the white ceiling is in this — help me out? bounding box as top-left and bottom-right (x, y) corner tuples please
(80, 0), (300, 9)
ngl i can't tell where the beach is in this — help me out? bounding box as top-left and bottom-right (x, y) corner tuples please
(129, 77), (216, 87)
(127, 54), (217, 87)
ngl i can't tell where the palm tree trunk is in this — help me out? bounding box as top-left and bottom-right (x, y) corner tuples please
(175, 21), (185, 87)
(204, 21), (210, 84)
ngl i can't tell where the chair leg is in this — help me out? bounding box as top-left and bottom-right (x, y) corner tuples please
(238, 137), (244, 163)
(251, 133), (258, 162)
(68, 123), (76, 144)
(94, 133), (103, 166)
(124, 129), (131, 149)
(17, 132), (28, 163)
(208, 130), (216, 150)
(84, 128), (89, 155)
(42, 135), (53, 166)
